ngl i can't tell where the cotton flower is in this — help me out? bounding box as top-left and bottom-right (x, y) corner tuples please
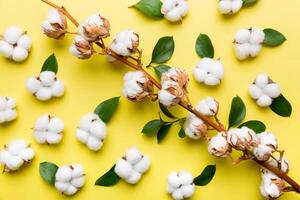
(55, 164), (85, 196)
(161, 0), (189, 22)
(114, 147), (151, 184)
(260, 171), (285, 199)
(76, 113), (107, 151)
(26, 71), (65, 101)
(41, 9), (67, 39)
(184, 114), (208, 140)
(0, 139), (35, 172)
(32, 114), (64, 145)
(253, 132), (277, 161)
(218, 0), (243, 15)
(166, 170), (195, 200)
(193, 58), (224, 86)
(195, 97), (219, 116)
(107, 29), (139, 62)
(208, 132), (232, 158)
(234, 28), (265, 60)
(0, 26), (32, 62)
(78, 13), (110, 42)
(0, 96), (17, 124)
(248, 73), (281, 107)
(69, 35), (94, 59)
(227, 126), (258, 151)
(122, 71), (153, 102)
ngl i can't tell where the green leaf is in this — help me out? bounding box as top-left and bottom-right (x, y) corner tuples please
(270, 94), (292, 117)
(242, 0), (257, 6)
(41, 54), (58, 73)
(178, 128), (186, 138)
(94, 97), (120, 123)
(238, 120), (266, 133)
(95, 165), (121, 187)
(150, 36), (175, 65)
(130, 0), (163, 19)
(159, 102), (176, 118)
(228, 96), (246, 128)
(194, 165), (216, 186)
(39, 162), (59, 185)
(157, 124), (172, 143)
(263, 29), (286, 46)
(142, 119), (164, 135)
(195, 34), (214, 58)
(154, 65), (171, 79)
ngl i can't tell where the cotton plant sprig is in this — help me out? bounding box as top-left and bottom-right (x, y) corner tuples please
(218, 0), (258, 15)
(40, 0), (300, 198)
(130, 0), (189, 22)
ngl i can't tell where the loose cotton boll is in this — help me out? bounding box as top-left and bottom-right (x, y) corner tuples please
(0, 139), (35, 172)
(3, 26), (23, 45)
(0, 96), (17, 124)
(161, 0), (189, 22)
(218, 0), (243, 15)
(248, 73), (281, 107)
(166, 170), (195, 200)
(55, 164), (85, 196)
(76, 113), (107, 151)
(114, 147), (151, 184)
(193, 58), (224, 86)
(0, 41), (14, 58)
(32, 114), (64, 145)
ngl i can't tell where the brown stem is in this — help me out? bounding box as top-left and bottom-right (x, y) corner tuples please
(41, 0), (300, 194)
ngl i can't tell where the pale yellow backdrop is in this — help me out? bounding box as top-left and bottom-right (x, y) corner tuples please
(0, 0), (300, 199)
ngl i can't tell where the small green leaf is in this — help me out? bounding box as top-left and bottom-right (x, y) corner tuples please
(159, 102), (176, 118)
(41, 54), (58, 73)
(228, 96), (246, 128)
(263, 29), (286, 46)
(154, 65), (171, 79)
(194, 165), (216, 186)
(270, 94), (292, 117)
(238, 120), (266, 133)
(39, 162), (59, 185)
(195, 34), (214, 58)
(142, 119), (164, 135)
(178, 128), (186, 138)
(95, 165), (121, 187)
(242, 0), (257, 6)
(94, 97), (120, 123)
(130, 0), (164, 19)
(157, 124), (172, 143)
(150, 36), (175, 65)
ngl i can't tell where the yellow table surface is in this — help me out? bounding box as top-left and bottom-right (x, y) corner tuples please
(0, 0), (300, 199)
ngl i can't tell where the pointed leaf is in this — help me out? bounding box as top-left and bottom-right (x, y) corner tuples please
(242, 0), (257, 6)
(263, 29), (286, 46)
(178, 128), (186, 138)
(270, 94), (292, 117)
(238, 120), (266, 133)
(195, 34), (214, 58)
(39, 162), (59, 185)
(154, 65), (171, 79)
(194, 165), (216, 186)
(130, 0), (163, 19)
(142, 119), (164, 135)
(41, 54), (58, 73)
(150, 36), (175, 64)
(94, 97), (120, 123)
(229, 96), (246, 128)
(159, 102), (176, 118)
(157, 124), (172, 143)
(95, 165), (121, 187)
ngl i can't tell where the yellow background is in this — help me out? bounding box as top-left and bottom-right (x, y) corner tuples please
(0, 0), (300, 199)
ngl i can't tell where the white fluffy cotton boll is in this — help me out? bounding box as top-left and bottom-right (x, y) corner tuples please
(109, 30), (139, 57)
(218, 0), (243, 15)
(115, 158), (134, 179)
(3, 26), (23, 45)
(260, 172), (285, 199)
(12, 46), (28, 62)
(76, 113), (107, 151)
(51, 80), (65, 97)
(235, 43), (251, 60)
(227, 126), (258, 151)
(250, 28), (265, 44)
(17, 35), (32, 51)
(184, 114), (208, 140)
(193, 58), (224, 86)
(41, 9), (67, 39)
(208, 132), (231, 158)
(161, 0), (189, 22)
(35, 87), (52, 101)
(0, 41), (14, 58)
(0, 139), (35, 172)
(158, 89), (178, 107)
(195, 97), (219, 116)
(40, 71), (56, 87)
(26, 77), (42, 93)
(55, 164), (85, 196)
(0, 96), (17, 124)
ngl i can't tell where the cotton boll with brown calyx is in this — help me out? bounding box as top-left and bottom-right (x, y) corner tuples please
(158, 81), (184, 107)
(260, 171), (285, 199)
(184, 114), (208, 140)
(208, 132), (232, 158)
(41, 9), (67, 39)
(69, 35), (94, 59)
(195, 97), (219, 116)
(227, 126), (258, 151)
